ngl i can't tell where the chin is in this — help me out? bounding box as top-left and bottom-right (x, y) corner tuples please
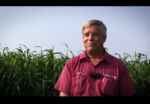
(87, 48), (95, 52)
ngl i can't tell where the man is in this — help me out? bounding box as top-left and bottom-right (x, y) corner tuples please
(54, 19), (137, 96)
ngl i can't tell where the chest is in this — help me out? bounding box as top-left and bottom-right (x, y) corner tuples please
(73, 61), (118, 77)
(71, 61), (119, 96)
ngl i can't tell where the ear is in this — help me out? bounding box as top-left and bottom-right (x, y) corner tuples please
(82, 35), (84, 40)
(103, 34), (107, 43)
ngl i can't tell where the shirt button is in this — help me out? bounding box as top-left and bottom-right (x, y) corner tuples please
(93, 89), (95, 91)
(78, 77), (80, 79)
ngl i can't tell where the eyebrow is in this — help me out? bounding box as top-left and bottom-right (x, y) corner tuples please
(83, 33), (99, 35)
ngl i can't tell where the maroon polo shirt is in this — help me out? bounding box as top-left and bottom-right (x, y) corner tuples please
(54, 48), (137, 96)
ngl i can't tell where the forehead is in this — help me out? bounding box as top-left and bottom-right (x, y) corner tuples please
(83, 24), (101, 34)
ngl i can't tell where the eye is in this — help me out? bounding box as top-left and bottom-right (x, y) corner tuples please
(93, 33), (99, 36)
(84, 33), (89, 36)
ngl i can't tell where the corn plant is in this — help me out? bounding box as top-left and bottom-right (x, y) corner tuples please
(0, 44), (71, 96)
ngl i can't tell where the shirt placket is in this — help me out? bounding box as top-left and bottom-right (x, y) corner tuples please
(89, 63), (97, 96)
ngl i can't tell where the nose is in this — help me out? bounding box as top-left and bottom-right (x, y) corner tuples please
(88, 34), (94, 41)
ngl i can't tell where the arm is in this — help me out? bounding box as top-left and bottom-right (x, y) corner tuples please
(119, 61), (137, 96)
(54, 60), (72, 96)
(59, 92), (69, 97)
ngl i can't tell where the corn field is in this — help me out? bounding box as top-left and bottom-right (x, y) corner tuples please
(0, 44), (150, 96)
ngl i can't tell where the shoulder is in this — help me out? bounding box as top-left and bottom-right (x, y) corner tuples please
(108, 53), (124, 64)
(108, 54), (130, 78)
(65, 54), (82, 70)
(107, 53), (127, 70)
(67, 54), (81, 64)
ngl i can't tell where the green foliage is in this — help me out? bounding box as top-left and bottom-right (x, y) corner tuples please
(0, 44), (150, 96)
(0, 44), (70, 96)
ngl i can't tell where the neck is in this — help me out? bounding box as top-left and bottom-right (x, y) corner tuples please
(86, 48), (104, 60)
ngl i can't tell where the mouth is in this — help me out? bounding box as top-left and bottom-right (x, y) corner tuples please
(88, 43), (94, 45)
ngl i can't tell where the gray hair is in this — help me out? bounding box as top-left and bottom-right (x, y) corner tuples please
(82, 19), (107, 36)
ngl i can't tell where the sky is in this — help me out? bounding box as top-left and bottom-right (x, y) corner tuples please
(0, 6), (150, 61)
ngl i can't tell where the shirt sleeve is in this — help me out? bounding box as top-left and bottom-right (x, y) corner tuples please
(54, 60), (72, 96)
(119, 61), (137, 96)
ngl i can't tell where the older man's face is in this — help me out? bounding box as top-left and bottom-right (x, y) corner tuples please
(82, 24), (106, 53)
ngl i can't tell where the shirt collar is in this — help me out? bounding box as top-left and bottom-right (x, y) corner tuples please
(79, 48), (110, 64)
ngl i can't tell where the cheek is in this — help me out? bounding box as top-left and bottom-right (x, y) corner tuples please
(99, 37), (103, 42)
(83, 38), (87, 43)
